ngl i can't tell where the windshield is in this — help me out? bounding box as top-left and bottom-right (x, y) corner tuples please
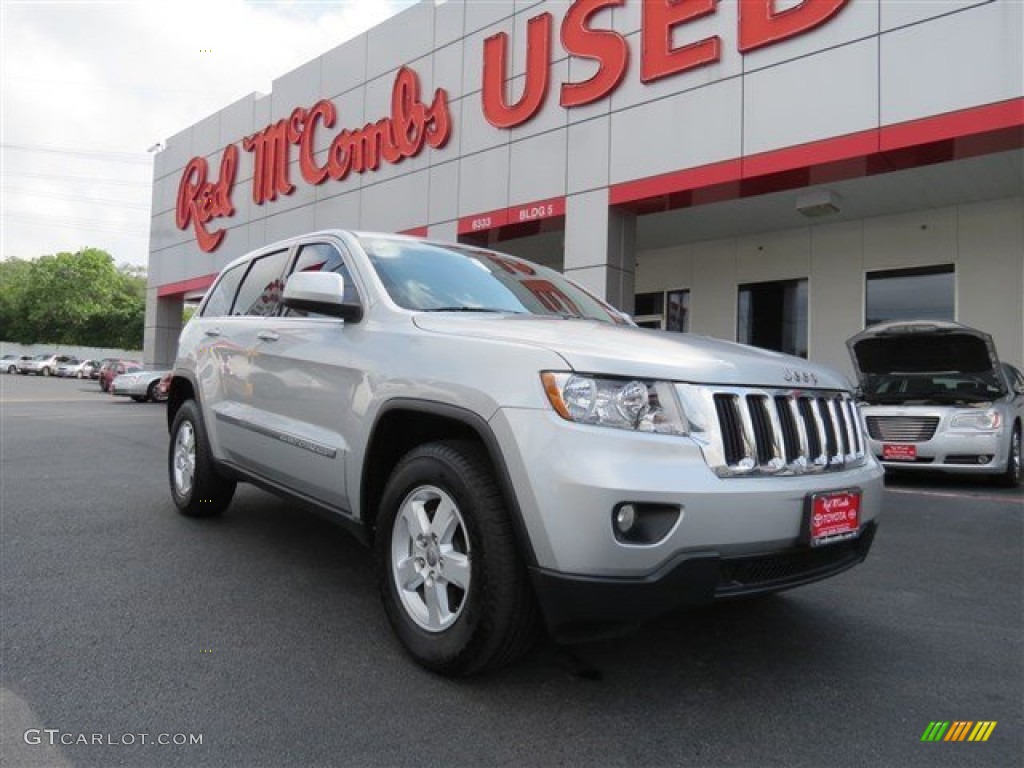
(861, 372), (1006, 403)
(359, 237), (626, 324)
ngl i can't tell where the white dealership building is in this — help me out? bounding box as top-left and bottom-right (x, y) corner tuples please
(147, 0), (1024, 377)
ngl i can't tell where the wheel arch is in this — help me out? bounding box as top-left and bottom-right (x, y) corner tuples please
(360, 399), (538, 566)
(166, 372), (199, 433)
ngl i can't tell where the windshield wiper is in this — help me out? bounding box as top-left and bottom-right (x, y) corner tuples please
(422, 307), (522, 313)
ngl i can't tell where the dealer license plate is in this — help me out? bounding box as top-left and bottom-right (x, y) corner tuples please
(804, 490), (861, 548)
(883, 443), (917, 461)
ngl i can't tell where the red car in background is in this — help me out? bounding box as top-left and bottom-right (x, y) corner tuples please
(98, 360), (142, 392)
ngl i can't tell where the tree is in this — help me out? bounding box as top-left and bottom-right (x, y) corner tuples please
(0, 248), (147, 349)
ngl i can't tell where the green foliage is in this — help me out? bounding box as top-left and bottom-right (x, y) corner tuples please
(0, 248), (146, 349)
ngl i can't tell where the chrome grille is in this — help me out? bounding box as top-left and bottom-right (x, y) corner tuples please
(865, 416), (939, 442)
(690, 386), (867, 477)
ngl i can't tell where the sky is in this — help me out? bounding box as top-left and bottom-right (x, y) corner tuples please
(1, 0), (414, 268)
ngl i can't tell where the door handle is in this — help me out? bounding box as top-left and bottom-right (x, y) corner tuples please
(204, 328), (221, 338)
(257, 330), (280, 342)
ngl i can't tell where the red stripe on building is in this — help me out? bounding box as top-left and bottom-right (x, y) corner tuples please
(157, 273), (218, 298)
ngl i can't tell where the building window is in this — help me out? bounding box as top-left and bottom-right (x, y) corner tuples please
(737, 278), (808, 358)
(633, 289), (689, 332)
(865, 265), (954, 326)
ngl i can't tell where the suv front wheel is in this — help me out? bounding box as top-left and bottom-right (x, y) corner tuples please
(376, 440), (538, 676)
(169, 400), (236, 517)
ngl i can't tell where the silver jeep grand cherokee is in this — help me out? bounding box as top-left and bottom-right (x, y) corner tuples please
(167, 231), (884, 675)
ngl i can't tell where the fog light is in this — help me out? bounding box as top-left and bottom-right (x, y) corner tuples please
(612, 503), (682, 545)
(615, 504), (636, 533)
(978, 455), (991, 464)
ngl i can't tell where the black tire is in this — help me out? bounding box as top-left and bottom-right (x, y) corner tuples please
(130, 395), (146, 403)
(147, 381), (164, 403)
(996, 424), (1021, 488)
(376, 440), (538, 676)
(168, 399), (235, 517)
(6, 365), (15, 374)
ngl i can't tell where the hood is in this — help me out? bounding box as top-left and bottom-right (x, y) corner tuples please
(413, 314), (851, 390)
(846, 320), (1001, 387)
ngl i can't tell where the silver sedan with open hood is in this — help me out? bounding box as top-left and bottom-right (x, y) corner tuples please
(847, 321), (1023, 486)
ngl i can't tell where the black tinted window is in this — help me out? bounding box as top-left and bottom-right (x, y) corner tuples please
(233, 250), (290, 317)
(866, 265), (954, 325)
(201, 262), (247, 317)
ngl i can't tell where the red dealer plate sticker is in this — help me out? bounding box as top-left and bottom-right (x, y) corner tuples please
(804, 490), (861, 548)
(883, 443), (917, 461)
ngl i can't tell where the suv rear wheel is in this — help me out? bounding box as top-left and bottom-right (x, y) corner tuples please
(376, 440), (538, 676)
(169, 400), (236, 517)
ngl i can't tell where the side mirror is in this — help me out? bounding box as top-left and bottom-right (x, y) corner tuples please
(282, 271), (362, 322)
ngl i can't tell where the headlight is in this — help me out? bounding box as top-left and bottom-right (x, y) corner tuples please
(541, 372), (688, 435)
(950, 410), (1001, 430)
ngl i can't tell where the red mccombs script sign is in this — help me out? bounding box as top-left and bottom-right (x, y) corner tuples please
(177, 67), (450, 252)
(176, 0), (848, 251)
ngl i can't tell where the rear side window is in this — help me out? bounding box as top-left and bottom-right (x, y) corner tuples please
(232, 250), (291, 317)
(201, 262), (247, 317)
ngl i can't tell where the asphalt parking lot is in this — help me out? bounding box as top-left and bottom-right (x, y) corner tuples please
(2, 373), (1021, 768)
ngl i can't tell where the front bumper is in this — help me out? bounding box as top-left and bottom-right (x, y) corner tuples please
(865, 432), (1008, 475)
(489, 407), (884, 632)
(532, 522), (877, 641)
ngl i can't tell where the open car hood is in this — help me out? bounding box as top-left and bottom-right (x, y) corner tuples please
(846, 320), (1001, 387)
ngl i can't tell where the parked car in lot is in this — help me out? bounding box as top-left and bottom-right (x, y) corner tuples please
(57, 358), (99, 378)
(110, 369), (170, 403)
(166, 230), (884, 676)
(98, 359), (141, 392)
(2, 354), (31, 373)
(18, 353), (72, 376)
(847, 320), (1022, 487)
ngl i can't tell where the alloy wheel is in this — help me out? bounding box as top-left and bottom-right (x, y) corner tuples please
(390, 485), (472, 633)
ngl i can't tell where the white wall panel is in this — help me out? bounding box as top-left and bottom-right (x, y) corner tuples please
(809, 219), (865, 377)
(635, 245), (694, 293)
(428, 160), (460, 224)
(191, 113), (221, 163)
(880, 0), (1024, 125)
(509, 129), (567, 205)
(466, 0), (515, 36)
(366, 2), (435, 80)
(314, 190), (361, 231)
(435, 0), (466, 48)
(689, 240), (737, 340)
(736, 229), (810, 283)
(863, 207), (958, 270)
(743, 38), (878, 156)
(360, 170), (430, 233)
(270, 58), (322, 123)
(219, 95), (256, 149)
(433, 40), (466, 101)
(264, 204), (315, 244)
(956, 196), (1024, 368)
(880, 0), (993, 33)
(567, 115), (610, 194)
(457, 145), (510, 216)
(458, 89), (510, 156)
(321, 33), (367, 99)
(610, 78), (742, 184)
